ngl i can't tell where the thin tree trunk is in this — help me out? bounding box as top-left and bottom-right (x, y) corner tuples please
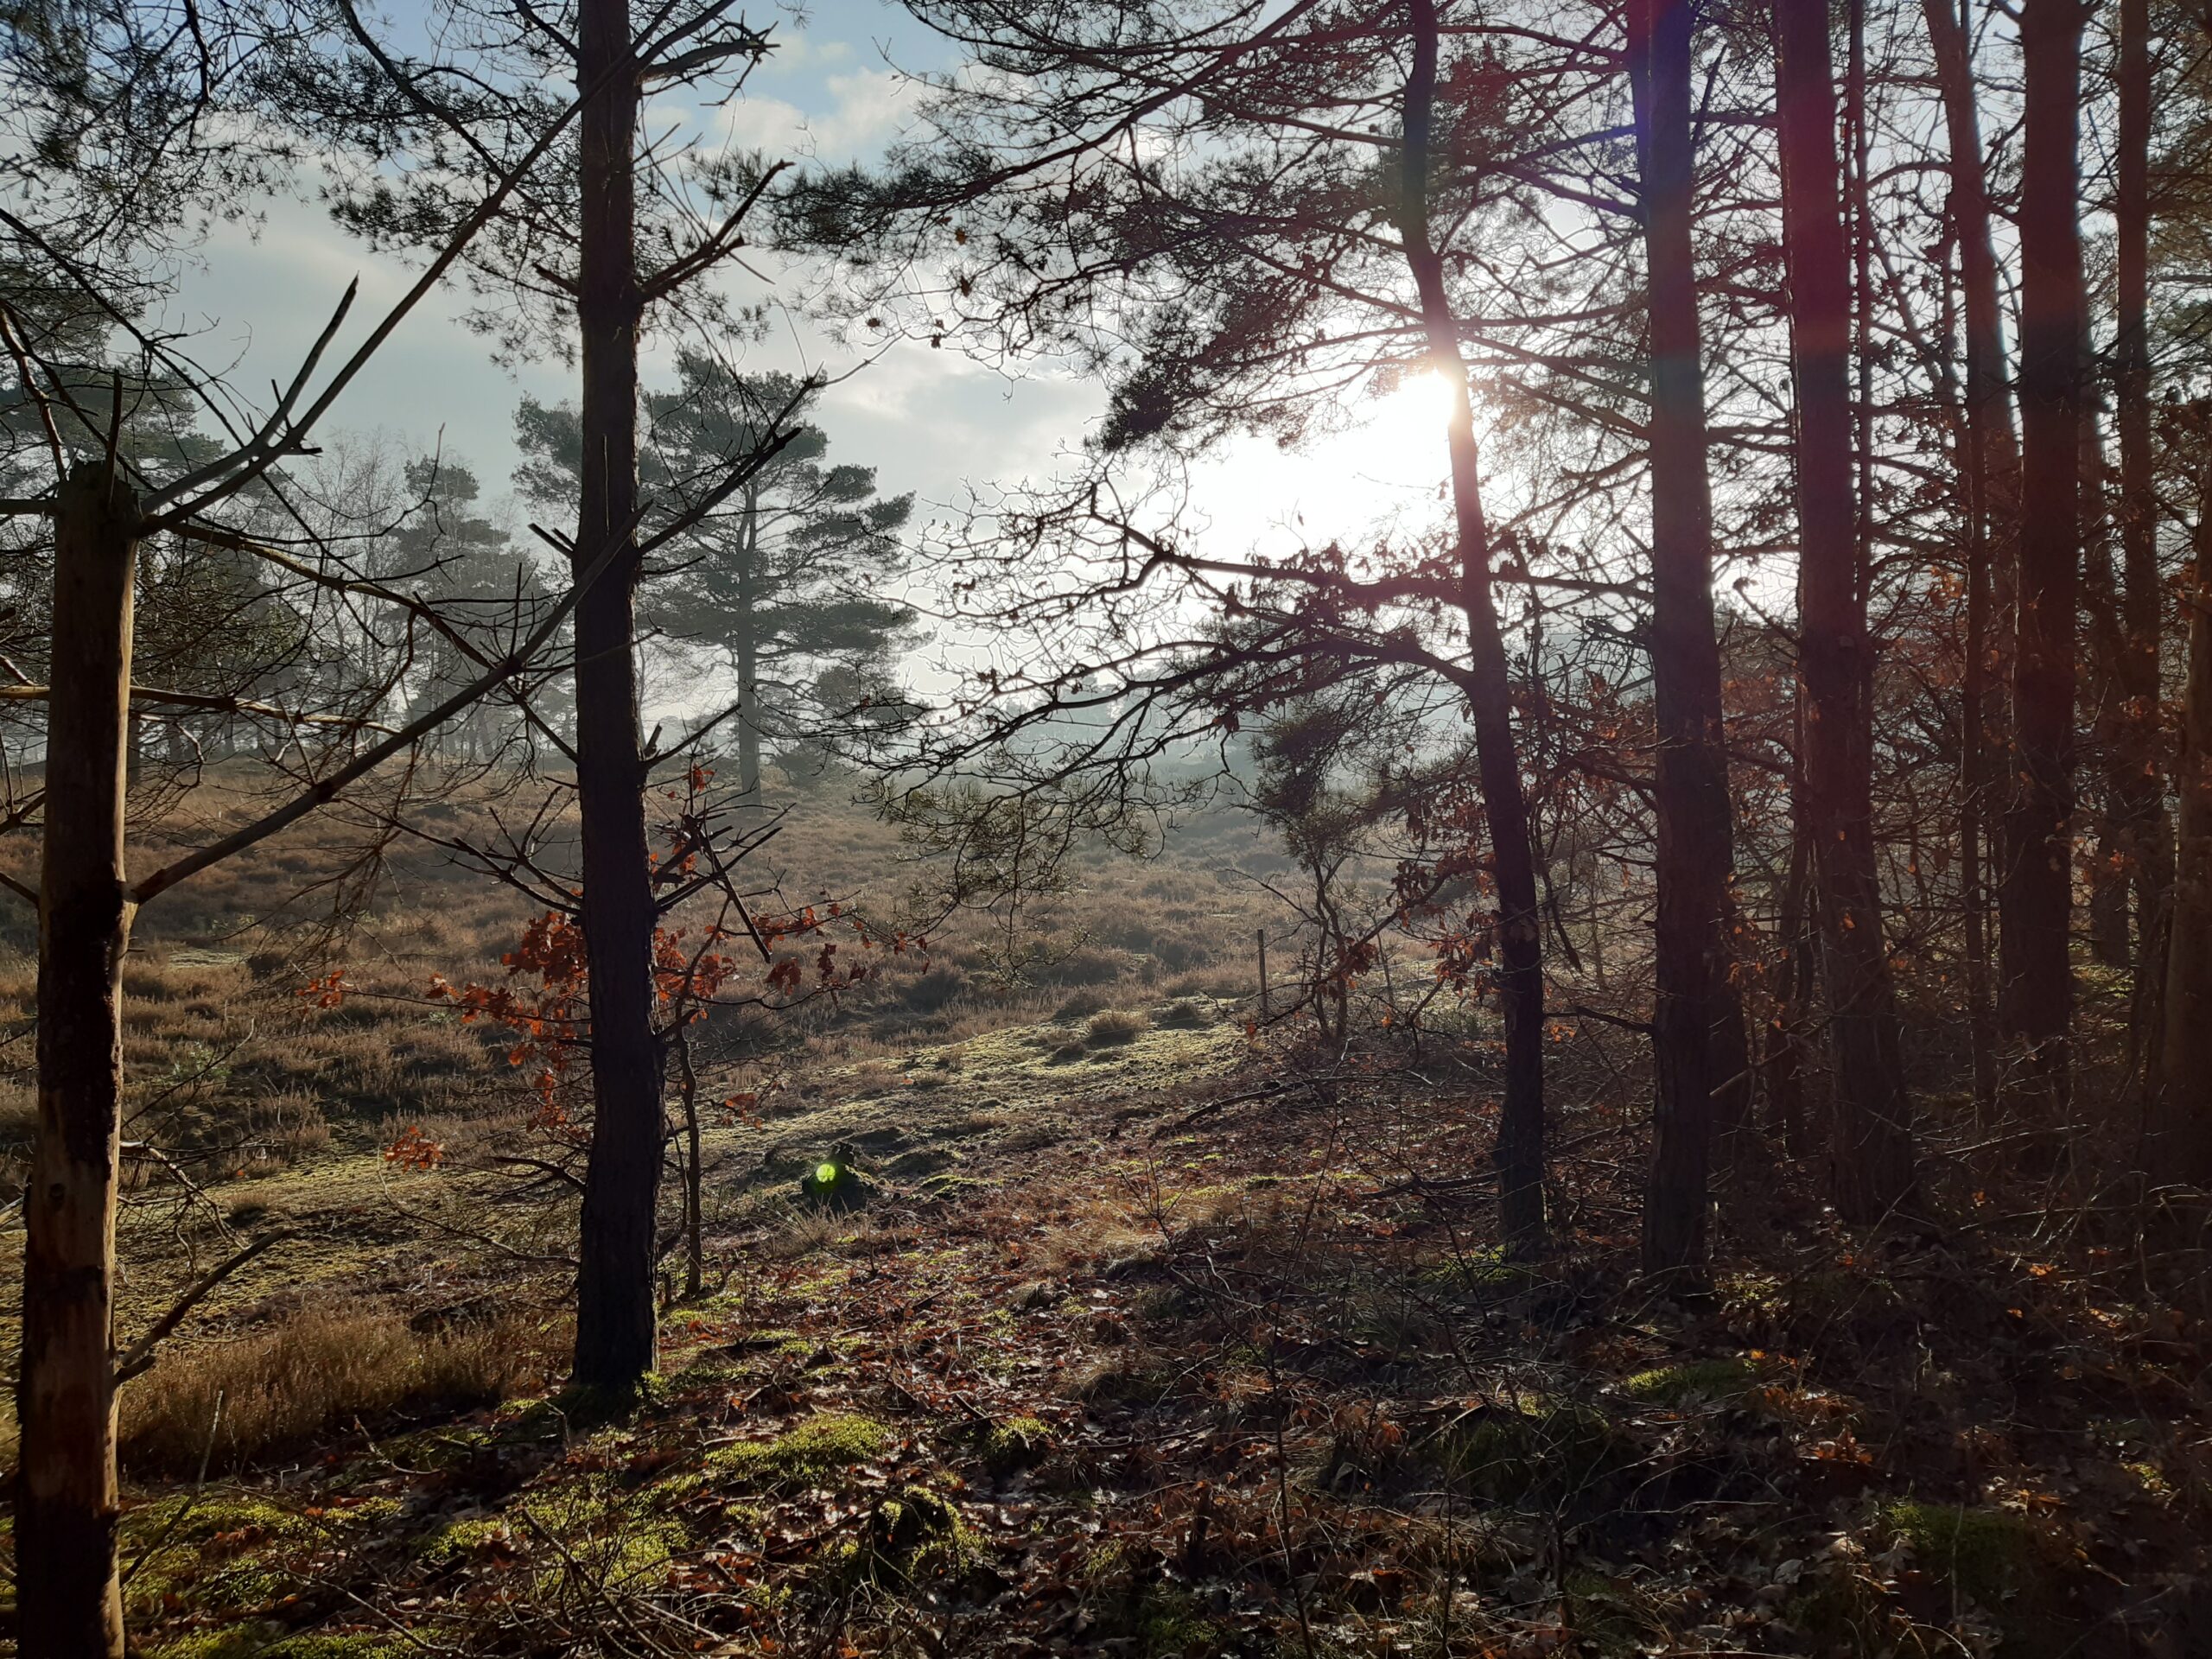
(675, 1021), (704, 1300)
(2160, 454), (2212, 1179)
(1630, 0), (1738, 1272)
(2001, 0), (2086, 1115)
(1401, 0), (1546, 1249)
(1772, 0), (1916, 1220)
(1764, 823), (1813, 1159)
(2116, 0), (2172, 1049)
(17, 460), (138, 1659)
(1922, 0), (2016, 1123)
(735, 489), (761, 798)
(570, 0), (665, 1393)
(2082, 422), (2135, 969)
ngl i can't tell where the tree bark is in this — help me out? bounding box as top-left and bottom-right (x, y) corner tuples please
(1764, 821), (1813, 1158)
(1772, 0), (1916, 1220)
(2160, 454), (2212, 1179)
(1922, 0), (2017, 1122)
(2116, 0), (2172, 1047)
(735, 488), (762, 798)
(17, 461), (138, 1659)
(1630, 0), (1738, 1272)
(2001, 0), (2086, 1114)
(1401, 0), (1546, 1250)
(2082, 422), (2137, 970)
(570, 0), (666, 1393)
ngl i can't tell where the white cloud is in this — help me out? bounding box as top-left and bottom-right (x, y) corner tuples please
(714, 65), (925, 162)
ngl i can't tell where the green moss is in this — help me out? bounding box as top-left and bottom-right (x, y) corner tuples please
(974, 1414), (1052, 1474)
(154, 1630), (407, 1659)
(706, 1414), (893, 1490)
(2123, 1460), (2173, 1499)
(1437, 1401), (1634, 1509)
(1416, 1245), (1530, 1294)
(123, 1494), (323, 1548)
(415, 1514), (514, 1564)
(1622, 1357), (1762, 1405)
(828, 1485), (976, 1588)
(1878, 1501), (2042, 1611)
(121, 1491), (411, 1615)
(1086, 1582), (1230, 1656)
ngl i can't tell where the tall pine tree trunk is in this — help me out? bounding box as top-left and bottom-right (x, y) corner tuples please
(2116, 0), (2172, 1048)
(1922, 0), (2017, 1121)
(2002, 0), (2086, 1115)
(2160, 452), (2212, 1178)
(1401, 0), (1546, 1249)
(17, 461), (138, 1659)
(1772, 0), (1916, 1219)
(570, 0), (666, 1392)
(1630, 0), (1738, 1271)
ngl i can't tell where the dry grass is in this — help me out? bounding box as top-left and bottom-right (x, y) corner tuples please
(118, 1303), (551, 1475)
(1084, 1008), (1148, 1046)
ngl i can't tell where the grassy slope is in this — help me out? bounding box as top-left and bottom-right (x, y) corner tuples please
(0, 771), (2207, 1657)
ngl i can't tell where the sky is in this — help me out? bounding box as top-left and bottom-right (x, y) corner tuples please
(159, 0), (1459, 702)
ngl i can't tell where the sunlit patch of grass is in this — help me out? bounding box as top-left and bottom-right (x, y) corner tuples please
(705, 1414), (894, 1490)
(1621, 1357), (1763, 1405)
(119, 1306), (547, 1475)
(151, 1631), (410, 1659)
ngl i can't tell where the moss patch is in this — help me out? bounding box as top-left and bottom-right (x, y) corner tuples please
(1878, 1500), (2043, 1611)
(829, 1485), (976, 1588)
(153, 1631), (408, 1659)
(973, 1414), (1052, 1474)
(1622, 1357), (1762, 1405)
(706, 1414), (894, 1491)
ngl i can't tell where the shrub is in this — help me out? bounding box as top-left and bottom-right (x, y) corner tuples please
(1039, 945), (1128, 988)
(899, 965), (968, 1014)
(1054, 987), (1112, 1022)
(118, 1306), (543, 1475)
(1084, 1009), (1147, 1046)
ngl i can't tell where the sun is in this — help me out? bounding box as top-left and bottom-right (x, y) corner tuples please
(1310, 367), (1459, 496)
(1392, 366), (1459, 425)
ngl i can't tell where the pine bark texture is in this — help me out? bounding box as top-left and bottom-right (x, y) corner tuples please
(2160, 461), (2212, 1179)
(1630, 0), (1739, 1270)
(17, 461), (139, 1659)
(1401, 0), (1546, 1247)
(2115, 0), (2171, 1033)
(1922, 0), (2018, 1119)
(2001, 0), (2086, 1111)
(1772, 0), (1916, 1218)
(570, 0), (666, 1392)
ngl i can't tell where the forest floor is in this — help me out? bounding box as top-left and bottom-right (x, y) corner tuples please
(51, 999), (2212, 1659)
(2, 781), (2210, 1657)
